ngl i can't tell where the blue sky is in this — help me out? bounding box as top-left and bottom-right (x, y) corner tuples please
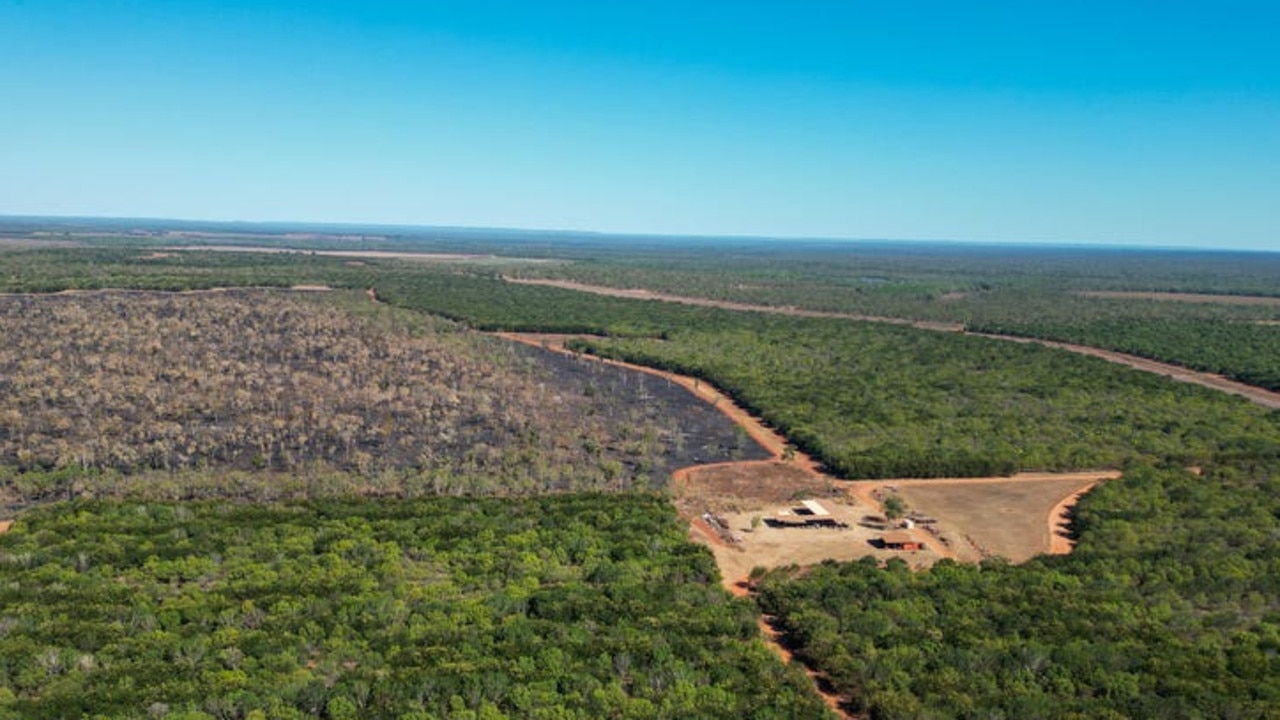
(1, 1), (1277, 249)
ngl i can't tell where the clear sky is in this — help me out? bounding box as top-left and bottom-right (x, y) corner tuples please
(2, 1), (1277, 249)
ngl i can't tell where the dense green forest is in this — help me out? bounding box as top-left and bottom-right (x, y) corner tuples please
(498, 247), (1280, 390)
(571, 317), (1280, 478)
(971, 316), (1280, 392)
(0, 494), (829, 719)
(755, 461), (1280, 719)
(504, 245), (1280, 312)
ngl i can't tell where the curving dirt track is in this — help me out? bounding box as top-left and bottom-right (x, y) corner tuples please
(503, 277), (965, 332)
(500, 331), (1105, 565)
(496, 333), (808, 463)
(503, 277), (1280, 410)
(499, 332), (862, 717)
(498, 333), (1033, 567)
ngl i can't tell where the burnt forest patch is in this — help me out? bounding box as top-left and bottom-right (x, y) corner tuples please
(504, 341), (773, 482)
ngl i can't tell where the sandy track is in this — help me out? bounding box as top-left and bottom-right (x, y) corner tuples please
(503, 277), (965, 332)
(500, 332), (857, 716)
(968, 333), (1280, 409)
(504, 277), (1280, 410)
(1077, 291), (1280, 306)
(729, 574), (855, 718)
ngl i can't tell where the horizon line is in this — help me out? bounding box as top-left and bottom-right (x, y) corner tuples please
(1, 212), (1275, 255)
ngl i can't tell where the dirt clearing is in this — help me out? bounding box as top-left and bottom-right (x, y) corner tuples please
(850, 472), (1116, 563)
(671, 460), (838, 515)
(674, 461), (952, 582)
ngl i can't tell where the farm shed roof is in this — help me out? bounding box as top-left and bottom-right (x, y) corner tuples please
(799, 500), (831, 516)
(882, 531), (921, 546)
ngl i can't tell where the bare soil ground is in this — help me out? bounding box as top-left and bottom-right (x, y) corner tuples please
(1077, 290), (1280, 306)
(504, 278), (1280, 410)
(671, 460), (839, 515)
(671, 461), (952, 579)
(854, 473), (1116, 563)
(0, 520), (11, 534)
(706, 497), (948, 582)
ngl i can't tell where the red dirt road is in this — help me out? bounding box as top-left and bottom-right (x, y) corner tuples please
(497, 331), (1112, 719)
(500, 332), (956, 560)
(501, 331), (1103, 563)
(500, 332), (867, 717)
(967, 333), (1280, 409)
(496, 333), (806, 463)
